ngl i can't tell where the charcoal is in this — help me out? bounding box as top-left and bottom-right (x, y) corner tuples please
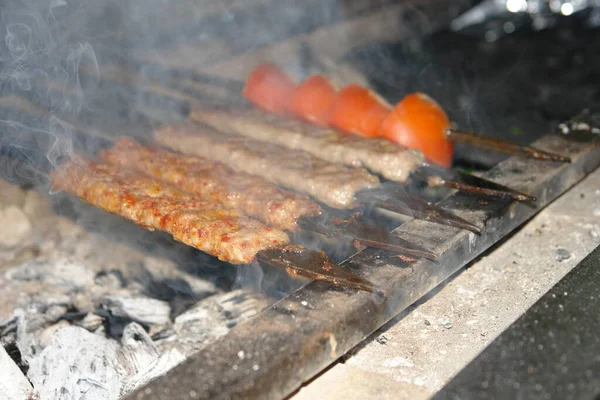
(0, 344), (34, 400)
(137, 256), (218, 299)
(117, 322), (185, 397)
(5, 259), (95, 291)
(74, 313), (105, 332)
(100, 295), (171, 326)
(166, 290), (269, 356)
(27, 326), (120, 400)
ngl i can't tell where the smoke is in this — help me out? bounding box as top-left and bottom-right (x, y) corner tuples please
(0, 0), (103, 186)
(0, 0), (434, 296)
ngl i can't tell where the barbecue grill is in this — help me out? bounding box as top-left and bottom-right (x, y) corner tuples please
(0, 1), (599, 399)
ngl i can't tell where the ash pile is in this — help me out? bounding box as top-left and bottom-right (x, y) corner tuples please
(0, 178), (270, 400)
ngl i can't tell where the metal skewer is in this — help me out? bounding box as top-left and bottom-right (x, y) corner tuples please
(256, 245), (378, 293)
(355, 187), (482, 234)
(446, 129), (571, 163)
(296, 215), (438, 261)
(413, 166), (537, 203)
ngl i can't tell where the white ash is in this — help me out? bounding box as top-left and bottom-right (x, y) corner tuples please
(6, 259), (95, 291)
(117, 323), (185, 397)
(0, 344), (34, 400)
(28, 326), (121, 400)
(100, 296), (171, 326)
(165, 290), (269, 356)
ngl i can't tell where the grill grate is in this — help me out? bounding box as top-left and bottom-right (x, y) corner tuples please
(128, 127), (600, 400)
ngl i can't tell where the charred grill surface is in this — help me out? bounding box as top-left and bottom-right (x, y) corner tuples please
(100, 138), (322, 231)
(50, 156), (290, 264)
(191, 105), (425, 182)
(153, 123), (380, 209)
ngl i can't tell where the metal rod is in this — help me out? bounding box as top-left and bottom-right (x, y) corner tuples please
(297, 216), (439, 261)
(256, 246), (378, 293)
(414, 166), (537, 203)
(447, 128), (571, 163)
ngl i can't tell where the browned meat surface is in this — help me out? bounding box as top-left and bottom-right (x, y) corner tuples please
(190, 105), (425, 182)
(100, 138), (321, 231)
(50, 156), (290, 264)
(154, 124), (380, 209)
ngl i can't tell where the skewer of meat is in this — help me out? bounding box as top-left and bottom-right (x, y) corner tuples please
(50, 155), (377, 292)
(190, 103), (536, 203)
(100, 138), (438, 259)
(243, 63), (570, 167)
(154, 123), (380, 209)
(191, 104), (423, 183)
(100, 137), (321, 231)
(153, 122), (481, 234)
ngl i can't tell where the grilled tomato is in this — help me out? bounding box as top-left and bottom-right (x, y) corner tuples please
(287, 74), (337, 126)
(243, 63), (296, 114)
(328, 84), (391, 138)
(380, 92), (454, 168)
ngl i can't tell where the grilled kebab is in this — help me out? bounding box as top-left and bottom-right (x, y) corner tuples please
(191, 105), (425, 183)
(189, 104), (535, 202)
(154, 123), (380, 209)
(101, 138), (439, 260)
(51, 155), (289, 264)
(51, 155), (377, 292)
(100, 138), (321, 231)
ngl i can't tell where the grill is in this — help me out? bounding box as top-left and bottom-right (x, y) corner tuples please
(0, 1), (599, 399)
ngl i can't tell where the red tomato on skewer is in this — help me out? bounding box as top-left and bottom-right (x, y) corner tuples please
(328, 84), (392, 138)
(380, 92), (454, 168)
(287, 74), (337, 126)
(243, 63), (296, 115)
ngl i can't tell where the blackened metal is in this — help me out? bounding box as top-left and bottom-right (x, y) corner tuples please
(297, 216), (438, 261)
(336, 219), (438, 261)
(356, 188), (482, 234)
(415, 166), (537, 202)
(447, 129), (572, 163)
(434, 245), (600, 400)
(127, 124), (600, 400)
(256, 247), (376, 294)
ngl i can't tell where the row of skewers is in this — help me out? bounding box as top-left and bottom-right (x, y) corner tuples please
(19, 59), (571, 293)
(241, 62), (571, 167)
